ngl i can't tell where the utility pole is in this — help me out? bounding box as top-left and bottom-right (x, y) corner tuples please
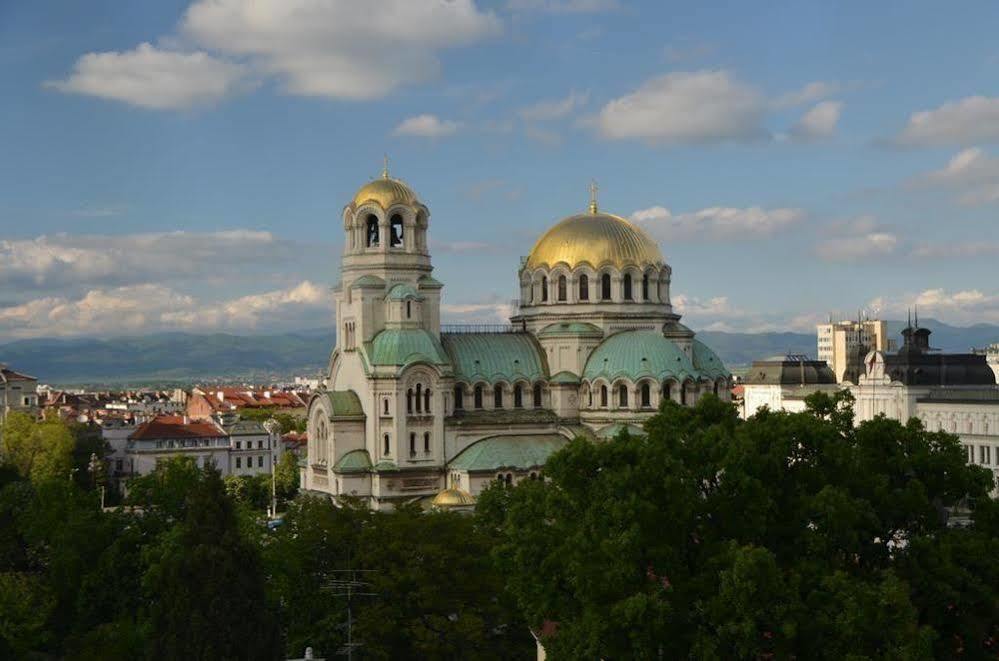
(263, 419), (280, 518)
(321, 567), (377, 660)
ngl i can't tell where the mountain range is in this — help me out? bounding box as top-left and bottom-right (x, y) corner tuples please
(1, 319), (996, 386)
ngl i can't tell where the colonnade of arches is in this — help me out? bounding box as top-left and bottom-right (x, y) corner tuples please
(452, 380), (549, 412)
(520, 264), (671, 306)
(581, 376), (730, 411)
(344, 205), (429, 254)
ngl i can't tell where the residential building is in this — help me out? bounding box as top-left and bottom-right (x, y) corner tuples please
(816, 318), (896, 383)
(0, 364), (38, 421)
(127, 416), (231, 477)
(221, 415), (279, 476)
(303, 168), (732, 510)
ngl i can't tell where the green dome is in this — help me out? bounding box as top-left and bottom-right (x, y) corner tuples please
(692, 339), (730, 380)
(583, 330), (699, 383)
(366, 329), (450, 369)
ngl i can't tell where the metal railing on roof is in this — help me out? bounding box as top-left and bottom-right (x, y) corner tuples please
(440, 324), (524, 334)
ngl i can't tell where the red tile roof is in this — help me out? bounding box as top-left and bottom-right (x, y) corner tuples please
(129, 415), (225, 441)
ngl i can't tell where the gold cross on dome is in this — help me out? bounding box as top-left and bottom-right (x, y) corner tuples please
(589, 179), (599, 213)
(382, 154), (390, 179)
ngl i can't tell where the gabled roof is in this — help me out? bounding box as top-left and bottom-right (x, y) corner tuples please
(448, 434), (568, 472)
(366, 329), (450, 370)
(441, 333), (547, 384)
(0, 365), (37, 383)
(129, 416), (226, 441)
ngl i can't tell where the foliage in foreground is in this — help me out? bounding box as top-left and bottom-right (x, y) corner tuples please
(480, 393), (999, 660)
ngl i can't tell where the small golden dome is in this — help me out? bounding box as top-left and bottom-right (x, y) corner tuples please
(431, 487), (477, 508)
(351, 176), (420, 210)
(525, 211), (664, 270)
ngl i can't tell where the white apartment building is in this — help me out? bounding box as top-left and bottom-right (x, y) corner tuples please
(0, 364), (38, 421)
(816, 319), (895, 383)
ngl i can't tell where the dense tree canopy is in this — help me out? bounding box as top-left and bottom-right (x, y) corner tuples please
(480, 392), (999, 660)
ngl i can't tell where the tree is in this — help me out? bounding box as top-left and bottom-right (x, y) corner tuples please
(144, 465), (281, 660)
(1, 411), (74, 484)
(274, 450), (300, 503)
(68, 421), (109, 490)
(486, 395), (996, 660)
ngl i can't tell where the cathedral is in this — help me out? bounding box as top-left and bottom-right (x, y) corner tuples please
(303, 167), (732, 510)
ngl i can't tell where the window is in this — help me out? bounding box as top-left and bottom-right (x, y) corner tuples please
(236, 457), (241, 469)
(619, 384), (628, 408)
(713, 381), (719, 396)
(236, 441), (241, 449)
(557, 275), (567, 302)
(366, 215), (380, 247)
(384, 399), (389, 415)
(383, 434), (391, 455)
(623, 274), (632, 300)
(115, 459), (123, 471)
(390, 214), (404, 247)
(424, 388), (431, 412)
(505, 473), (513, 487)
(416, 384), (422, 412)
(454, 386), (464, 410)
(600, 385), (608, 408)
(258, 455), (264, 467)
(407, 389), (413, 414)
(601, 273), (611, 300)
(681, 382), (688, 406)
(406, 300), (411, 319)
(641, 383), (650, 408)
(424, 432), (430, 453)
(494, 384), (503, 408)
(542, 276), (549, 302)
(474, 385), (483, 409)
(410, 433), (416, 456)
(533, 383), (542, 408)
(514, 384), (523, 408)
(579, 274), (589, 301)
(642, 274), (649, 300)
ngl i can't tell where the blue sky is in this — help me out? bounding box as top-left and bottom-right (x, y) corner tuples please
(2, 0), (999, 340)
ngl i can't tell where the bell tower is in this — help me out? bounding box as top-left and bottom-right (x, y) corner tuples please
(334, 163), (442, 350)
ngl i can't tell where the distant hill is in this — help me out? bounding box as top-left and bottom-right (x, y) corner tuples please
(2, 318), (996, 385)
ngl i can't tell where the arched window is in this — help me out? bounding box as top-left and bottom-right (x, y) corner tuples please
(406, 300), (411, 319)
(601, 273), (611, 300)
(407, 388), (413, 414)
(383, 434), (390, 455)
(474, 385), (483, 409)
(409, 432), (416, 456)
(383, 399), (389, 415)
(424, 388), (431, 412)
(619, 384), (629, 408)
(600, 385), (608, 408)
(681, 382), (688, 406)
(505, 473), (513, 487)
(514, 384), (523, 408)
(641, 383), (651, 408)
(588, 389), (593, 407)
(454, 386), (464, 410)
(663, 382), (672, 402)
(623, 274), (633, 300)
(415, 384), (422, 412)
(542, 277), (549, 302)
(579, 274), (589, 301)
(533, 383), (542, 408)
(494, 384), (503, 408)
(366, 215), (380, 247)
(390, 214), (404, 247)
(557, 275), (567, 302)
(423, 432), (430, 453)
(642, 274), (649, 300)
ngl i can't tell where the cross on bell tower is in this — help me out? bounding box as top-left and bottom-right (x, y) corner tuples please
(588, 179), (599, 214)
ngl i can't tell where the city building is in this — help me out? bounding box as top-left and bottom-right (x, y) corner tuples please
(0, 364), (38, 421)
(741, 355), (841, 418)
(221, 415), (279, 476)
(187, 387), (307, 421)
(303, 169), (732, 510)
(972, 342), (999, 383)
(816, 318), (896, 383)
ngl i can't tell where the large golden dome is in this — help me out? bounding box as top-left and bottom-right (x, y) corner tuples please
(351, 172), (419, 210)
(526, 210), (664, 270)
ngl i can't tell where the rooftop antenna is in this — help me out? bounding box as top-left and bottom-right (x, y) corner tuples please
(589, 179), (599, 214)
(907, 307), (912, 329)
(914, 304), (919, 329)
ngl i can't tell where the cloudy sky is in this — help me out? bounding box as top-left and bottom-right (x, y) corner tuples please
(2, 0), (999, 340)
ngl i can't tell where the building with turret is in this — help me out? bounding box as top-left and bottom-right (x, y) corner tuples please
(303, 169), (732, 510)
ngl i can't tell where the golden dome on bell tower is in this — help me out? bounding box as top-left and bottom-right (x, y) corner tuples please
(349, 157), (421, 210)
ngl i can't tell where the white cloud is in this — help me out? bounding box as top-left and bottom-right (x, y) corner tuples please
(519, 91), (588, 121)
(868, 288), (999, 325)
(181, 0), (501, 100)
(441, 301), (513, 323)
(631, 205), (804, 240)
(0, 281), (331, 339)
(593, 70), (768, 145)
(910, 241), (999, 259)
(895, 96), (999, 147)
(46, 43), (251, 110)
(393, 114), (462, 138)
(507, 0), (619, 12)
(789, 100), (843, 141)
(919, 147), (999, 206)
(773, 81), (841, 109)
(0, 230), (307, 291)
(816, 232), (897, 261)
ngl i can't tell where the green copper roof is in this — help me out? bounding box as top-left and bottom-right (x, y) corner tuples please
(418, 274), (444, 288)
(550, 370), (581, 384)
(372, 459), (398, 472)
(386, 283), (423, 301)
(596, 423), (647, 439)
(351, 275), (386, 288)
(583, 330), (698, 383)
(448, 434), (568, 472)
(441, 333), (547, 384)
(334, 449), (372, 473)
(325, 390), (365, 418)
(366, 329), (450, 369)
(537, 321), (604, 339)
(692, 339), (730, 380)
